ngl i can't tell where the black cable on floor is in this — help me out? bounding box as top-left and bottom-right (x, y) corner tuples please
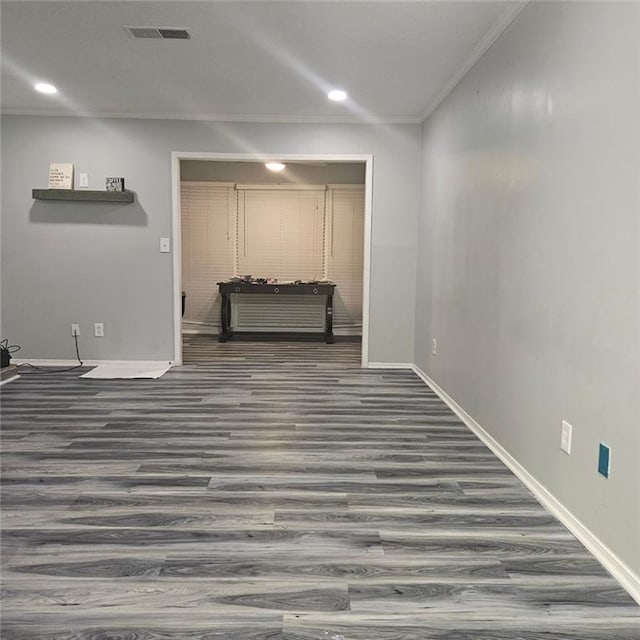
(13, 334), (84, 375)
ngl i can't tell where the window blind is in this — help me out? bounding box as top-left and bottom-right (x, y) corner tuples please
(326, 187), (365, 331)
(180, 182), (235, 332)
(236, 189), (325, 282)
(180, 182), (364, 335)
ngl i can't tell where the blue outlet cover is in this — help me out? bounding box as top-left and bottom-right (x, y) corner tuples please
(598, 443), (610, 478)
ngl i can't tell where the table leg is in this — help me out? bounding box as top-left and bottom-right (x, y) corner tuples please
(219, 293), (231, 342)
(325, 293), (334, 344)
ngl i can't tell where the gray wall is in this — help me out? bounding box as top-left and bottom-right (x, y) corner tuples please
(181, 160), (365, 184)
(415, 2), (639, 575)
(1, 117), (420, 362)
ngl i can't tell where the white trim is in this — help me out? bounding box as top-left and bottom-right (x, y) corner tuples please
(182, 328), (218, 336)
(2, 5), (529, 130)
(367, 362), (413, 369)
(172, 152), (373, 369)
(1, 109), (421, 125)
(182, 319), (217, 327)
(360, 158), (373, 368)
(333, 327), (362, 337)
(12, 359), (173, 367)
(171, 153), (183, 365)
(420, 2), (529, 122)
(0, 374), (20, 386)
(174, 152), (372, 164)
(411, 364), (640, 606)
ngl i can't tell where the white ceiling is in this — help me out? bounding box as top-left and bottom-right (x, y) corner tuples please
(1, 1), (525, 124)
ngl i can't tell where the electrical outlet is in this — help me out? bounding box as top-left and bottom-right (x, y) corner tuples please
(432, 338), (437, 356)
(598, 443), (611, 478)
(94, 322), (104, 337)
(79, 173), (89, 188)
(71, 323), (80, 336)
(560, 420), (572, 454)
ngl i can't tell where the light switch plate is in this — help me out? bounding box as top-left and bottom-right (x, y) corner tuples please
(160, 237), (171, 253)
(560, 420), (572, 454)
(79, 173), (89, 188)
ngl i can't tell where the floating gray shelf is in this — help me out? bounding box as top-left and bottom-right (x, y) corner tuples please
(32, 189), (134, 203)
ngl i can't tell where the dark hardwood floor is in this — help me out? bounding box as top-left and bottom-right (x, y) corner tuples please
(1, 336), (638, 639)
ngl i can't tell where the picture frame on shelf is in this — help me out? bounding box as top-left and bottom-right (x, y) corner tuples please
(48, 163), (74, 189)
(105, 177), (125, 192)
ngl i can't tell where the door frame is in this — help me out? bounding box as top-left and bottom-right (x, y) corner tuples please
(170, 151), (373, 366)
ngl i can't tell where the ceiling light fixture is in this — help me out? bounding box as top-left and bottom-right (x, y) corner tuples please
(34, 82), (58, 95)
(265, 162), (286, 172)
(328, 89), (347, 102)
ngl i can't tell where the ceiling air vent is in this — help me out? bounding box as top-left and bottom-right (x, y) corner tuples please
(158, 28), (190, 40)
(124, 26), (191, 40)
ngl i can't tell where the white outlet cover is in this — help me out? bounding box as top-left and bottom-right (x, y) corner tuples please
(79, 173), (89, 188)
(561, 420), (572, 454)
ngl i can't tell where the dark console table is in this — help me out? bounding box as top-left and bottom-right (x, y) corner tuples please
(217, 282), (335, 343)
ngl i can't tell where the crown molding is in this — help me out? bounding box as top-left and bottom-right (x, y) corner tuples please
(1, 4), (529, 128)
(0, 108), (421, 125)
(420, 1), (529, 123)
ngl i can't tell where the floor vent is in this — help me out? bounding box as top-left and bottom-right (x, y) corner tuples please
(124, 26), (191, 40)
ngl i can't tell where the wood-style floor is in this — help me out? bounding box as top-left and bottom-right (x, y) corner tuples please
(1, 336), (638, 639)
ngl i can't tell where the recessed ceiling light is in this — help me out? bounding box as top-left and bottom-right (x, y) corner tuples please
(34, 82), (58, 95)
(265, 162), (286, 172)
(328, 89), (347, 102)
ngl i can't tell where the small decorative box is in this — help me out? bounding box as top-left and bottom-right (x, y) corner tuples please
(105, 177), (125, 192)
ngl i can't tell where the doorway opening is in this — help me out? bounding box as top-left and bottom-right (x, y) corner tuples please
(171, 153), (373, 366)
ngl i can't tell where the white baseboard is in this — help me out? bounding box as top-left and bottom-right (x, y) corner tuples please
(367, 362), (413, 369)
(182, 328), (217, 335)
(0, 374), (20, 386)
(411, 364), (640, 605)
(12, 359), (174, 367)
(334, 327), (363, 337)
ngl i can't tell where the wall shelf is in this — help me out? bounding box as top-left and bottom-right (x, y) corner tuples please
(32, 189), (134, 203)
